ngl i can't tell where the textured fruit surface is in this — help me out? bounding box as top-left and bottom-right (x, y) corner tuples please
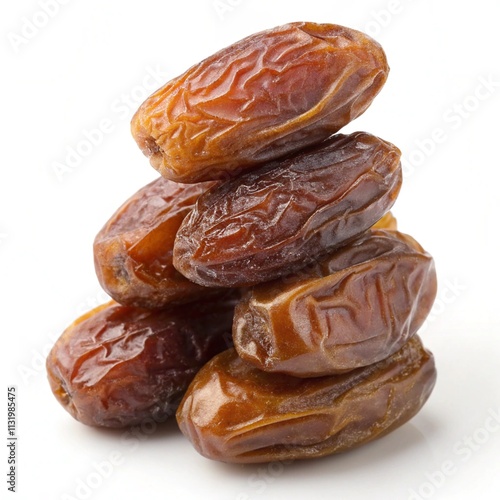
(176, 336), (436, 463)
(93, 177), (219, 309)
(173, 132), (402, 287)
(233, 230), (437, 376)
(46, 297), (236, 428)
(131, 22), (389, 182)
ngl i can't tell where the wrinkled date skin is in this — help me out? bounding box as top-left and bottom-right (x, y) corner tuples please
(131, 22), (389, 183)
(173, 132), (402, 288)
(94, 177), (219, 309)
(46, 297), (236, 428)
(176, 336), (436, 463)
(233, 230), (437, 376)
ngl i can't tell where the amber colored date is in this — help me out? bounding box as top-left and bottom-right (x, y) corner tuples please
(173, 132), (402, 288)
(233, 230), (437, 376)
(176, 336), (436, 463)
(46, 297), (236, 428)
(93, 177), (219, 309)
(131, 22), (389, 183)
(372, 211), (397, 230)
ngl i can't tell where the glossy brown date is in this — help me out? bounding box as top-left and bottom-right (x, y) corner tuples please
(46, 297), (236, 428)
(131, 22), (389, 183)
(233, 229), (437, 376)
(176, 336), (436, 463)
(93, 177), (219, 309)
(173, 132), (402, 288)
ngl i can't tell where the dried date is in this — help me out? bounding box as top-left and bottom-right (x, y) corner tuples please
(46, 297), (236, 428)
(176, 336), (436, 463)
(173, 132), (402, 287)
(93, 177), (219, 309)
(131, 22), (389, 183)
(233, 229), (437, 376)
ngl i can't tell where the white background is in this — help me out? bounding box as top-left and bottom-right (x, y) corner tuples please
(1, 1), (499, 499)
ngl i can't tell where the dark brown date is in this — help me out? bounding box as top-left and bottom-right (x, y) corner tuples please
(233, 230), (437, 376)
(176, 336), (436, 463)
(93, 177), (219, 309)
(131, 22), (389, 183)
(46, 297), (236, 428)
(173, 132), (402, 288)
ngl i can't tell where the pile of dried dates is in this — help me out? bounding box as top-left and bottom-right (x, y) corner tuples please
(47, 22), (437, 464)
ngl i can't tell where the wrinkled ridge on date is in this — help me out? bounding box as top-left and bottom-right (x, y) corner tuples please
(233, 229), (437, 376)
(176, 336), (436, 463)
(173, 132), (402, 287)
(131, 22), (389, 182)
